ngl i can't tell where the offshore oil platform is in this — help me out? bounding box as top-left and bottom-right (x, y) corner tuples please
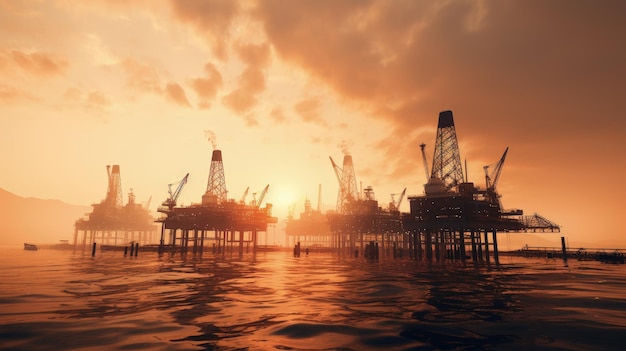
(302, 110), (559, 264)
(73, 165), (157, 251)
(285, 185), (332, 250)
(401, 110), (559, 264)
(156, 149), (277, 256)
(286, 152), (407, 257)
(326, 154), (407, 258)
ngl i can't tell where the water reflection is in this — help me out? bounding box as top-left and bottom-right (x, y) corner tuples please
(2, 248), (626, 350)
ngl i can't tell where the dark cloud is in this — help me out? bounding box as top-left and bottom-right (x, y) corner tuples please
(254, 0), (626, 190)
(165, 82), (191, 107)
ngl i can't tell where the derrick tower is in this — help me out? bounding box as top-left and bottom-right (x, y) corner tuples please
(202, 149), (227, 205)
(330, 154), (359, 213)
(74, 164), (158, 249)
(431, 110), (464, 190)
(105, 165), (123, 208)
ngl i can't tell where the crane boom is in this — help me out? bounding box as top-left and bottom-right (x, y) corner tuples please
(162, 173), (189, 209)
(255, 184), (270, 208)
(329, 156), (343, 184)
(397, 187), (407, 209)
(240, 187), (249, 204)
(484, 147), (509, 190)
(389, 187), (407, 211)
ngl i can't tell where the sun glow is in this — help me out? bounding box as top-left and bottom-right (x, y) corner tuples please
(268, 185), (297, 217)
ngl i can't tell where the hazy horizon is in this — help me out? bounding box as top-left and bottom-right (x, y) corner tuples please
(2, 1), (625, 247)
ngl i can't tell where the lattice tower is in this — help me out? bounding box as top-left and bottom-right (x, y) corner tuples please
(205, 149), (227, 203)
(105, 165), (123, 208)
(337, 155), (359, 213)
(431, 110), (464, 189)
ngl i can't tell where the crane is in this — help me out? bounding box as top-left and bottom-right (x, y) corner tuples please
(484, 147), (509, 191)
(483, 147), (509, 208)
(329, 156), (343, 185)
(389, 187), (407, 211)
(240, 187), (249, 204)
(251, 184), (270, 208)
(162, 173), (189, 209)
(420, 143), (430, 181)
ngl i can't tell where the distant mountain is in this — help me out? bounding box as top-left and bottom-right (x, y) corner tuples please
(0, 188), (91, 246)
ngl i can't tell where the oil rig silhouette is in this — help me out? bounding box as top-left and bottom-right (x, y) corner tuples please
(73, 165), (157, 250)
(286, 153), (407, 256)
(74, 111), (558, 262)
(285, 185), (332, 249)
(402, 110), (559, 264)
(156, 149), (277, 256)
(288, 110), (559, 264)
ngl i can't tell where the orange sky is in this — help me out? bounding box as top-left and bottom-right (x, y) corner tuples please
(1, 1), (625, 247)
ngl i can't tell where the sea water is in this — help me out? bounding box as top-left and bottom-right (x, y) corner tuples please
(1, 246), (625, 350)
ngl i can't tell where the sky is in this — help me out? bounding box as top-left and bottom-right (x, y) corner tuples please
(1, 0), (625, 247)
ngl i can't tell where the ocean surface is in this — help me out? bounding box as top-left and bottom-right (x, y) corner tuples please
(1, 246), (625, 350)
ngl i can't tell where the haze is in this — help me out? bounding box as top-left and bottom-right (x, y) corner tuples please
(1, 1), (624, 248)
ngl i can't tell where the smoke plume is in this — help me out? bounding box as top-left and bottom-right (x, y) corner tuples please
(338, 140), (350, 156)
(204, 130), (217, 149)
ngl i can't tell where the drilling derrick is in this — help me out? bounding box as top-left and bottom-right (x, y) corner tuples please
(74, 164), (157, 250)
(105, 165), (123, 208)
(156, 146), (277, 256)
(431, 110), (464, 191)
(330, 155), (359, 214)
(326, 152), (405, 258)
(404, 110), (560, 265)
(202, 149), (227, 205)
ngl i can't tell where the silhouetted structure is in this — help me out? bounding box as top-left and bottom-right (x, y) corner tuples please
(74, 165), (157, 251)
(285, 186), (332, 250)
(402, 110), (560, 264)
(327, 154), (406, 258)
(156, 149), (277, 256)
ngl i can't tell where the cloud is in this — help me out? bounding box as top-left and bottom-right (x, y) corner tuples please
(86, 91), (111, 108)
(294, 97), (325, 126)
(269, 106), (286, 123)
(0, 84), (36, 103)
(222, 42), (270, 115)
(61, 88), (111, 113)
(119, 59), (195, 108)
(121, 58), (162, 94)
(253, 0), (626, 184)
(0, 50), (67, 76)
(165, 82), (191, 107)
(191, 62), (223, 108)
(169, 0), (241, 59)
